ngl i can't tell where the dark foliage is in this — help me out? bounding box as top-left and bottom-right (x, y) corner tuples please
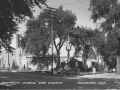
(68, 57), (84, 72)
(0, 0), (47, 52)
(12, 61), (19, 69)
(21, 6), (76, 70)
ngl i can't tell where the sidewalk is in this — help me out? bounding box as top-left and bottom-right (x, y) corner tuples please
(79, 73), (120, 79)
(0, 69), (34, 72)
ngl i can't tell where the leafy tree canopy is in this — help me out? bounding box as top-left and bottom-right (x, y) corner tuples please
(89, 0), (120, 33)
(0, 0), (47, 52)
(70, 26), (117, 64)
(21, 17), (50, 56)
(41, 6), (77, 53)
(40, 6), (77, 69)
(21, 6), (77, 68)
(92, 29), (117, 57)
(70, 26), (94, 57)
(89, 0), (120, 69)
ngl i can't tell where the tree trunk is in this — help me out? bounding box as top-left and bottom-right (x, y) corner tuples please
(57, 51), (60, 71)
(116, 37), (120, 74)
(82, 53), (87, 71)
(116, 56), (120, 74)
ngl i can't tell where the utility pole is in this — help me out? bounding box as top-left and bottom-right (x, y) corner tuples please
(51, 22), (54, 74)
(19, 51), (22, 71)
(46, 7), (57, 74)
(67, 34), (70, 62)
(7, 44), (10, 71)
(8, 50), (9, 71)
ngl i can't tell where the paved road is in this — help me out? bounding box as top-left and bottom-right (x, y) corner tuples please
(0, 72), (120, 89)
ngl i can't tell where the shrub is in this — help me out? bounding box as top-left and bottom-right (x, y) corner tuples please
(12, 61), (19, 70)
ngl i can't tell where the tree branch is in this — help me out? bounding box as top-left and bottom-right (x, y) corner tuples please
(59, 37), (66, 50)
(53, 39), (58, 51)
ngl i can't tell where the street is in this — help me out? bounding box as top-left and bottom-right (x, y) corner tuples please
(0, 72), (120, 89)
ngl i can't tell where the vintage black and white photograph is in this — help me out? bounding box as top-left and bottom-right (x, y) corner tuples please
(0, 0), (120, 89)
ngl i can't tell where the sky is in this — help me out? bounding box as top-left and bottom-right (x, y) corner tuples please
(47, 0), (95, 28)
(11, 0), (96, 48)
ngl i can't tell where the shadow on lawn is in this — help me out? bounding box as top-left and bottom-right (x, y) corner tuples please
(0, 85), (13, 89)
(1, 72), (120, 89)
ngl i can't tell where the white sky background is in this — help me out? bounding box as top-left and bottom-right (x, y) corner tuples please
(47, 0), (95, 28)
(11, 0), (97, 48)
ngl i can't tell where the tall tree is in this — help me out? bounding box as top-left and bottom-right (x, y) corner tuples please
(105, 30), (117, 68)
(89, 0), (120, 73)
(21, 17), (50, 56)
(21, 6), (77, 70)
(20, 15), (52, 69)
(70, 26), (95, 70)
(70, 27), (118, 70)
(92, 29), (117, 67)
(0, 0), (47, 52)
(41, 6), (77, 69)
